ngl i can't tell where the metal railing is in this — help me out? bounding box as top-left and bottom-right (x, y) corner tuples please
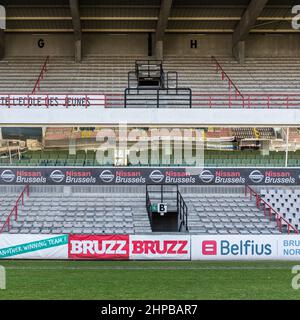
(0, 185), (30, 233)
(245, 185), (298, 234)
(146, 186), (153, 229)
(135, 60), (165, 88)
(192, 93), (300, 109)
(124, 87), (192, 108)
(165, 71), (178, 89)
(177, 190), (188, 232)
(32, 56), (50, 94)
(211, 56), (244, 98)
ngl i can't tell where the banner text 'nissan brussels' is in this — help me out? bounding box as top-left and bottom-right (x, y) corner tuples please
(0, 167), (300, 185)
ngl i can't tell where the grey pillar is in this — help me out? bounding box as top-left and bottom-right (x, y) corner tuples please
(233, 41), (245, 64)
(0, 29), (4, 60)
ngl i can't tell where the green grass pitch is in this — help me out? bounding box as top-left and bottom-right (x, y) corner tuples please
(0, 260), (300, 300)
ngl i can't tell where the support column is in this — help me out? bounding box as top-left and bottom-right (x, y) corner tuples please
(232, 0), (268, 63)
(232, 41), (245, 64)
(155, 0), (173, 60)
(155, 40), (163, 61)
(260, 140), (270, 156)
(0, 29), (5, 60)
(75, 39), (82, 63)
(285, 127), (289, 168)
(69, 0), (82, 63)
(0, 127), (2, 147)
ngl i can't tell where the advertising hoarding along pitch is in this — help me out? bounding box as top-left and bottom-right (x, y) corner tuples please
(68, 234), (130, 260)
(0, 234), (300, 260)
(130, 235), (191, 260)
(0, 167), (299, 185)
(191, 235), (300, 260)
(0, 234), (68, 259)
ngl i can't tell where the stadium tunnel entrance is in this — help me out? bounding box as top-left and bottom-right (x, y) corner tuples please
(146, 184), (188, 233)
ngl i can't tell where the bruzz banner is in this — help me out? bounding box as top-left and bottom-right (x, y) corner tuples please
(0, 167), (299, 185)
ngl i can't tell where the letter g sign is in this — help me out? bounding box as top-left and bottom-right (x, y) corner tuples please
(38, 39), (45, 48)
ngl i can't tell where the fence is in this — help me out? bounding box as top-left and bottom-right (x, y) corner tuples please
(0, 185), (30, 233)
(245, 185), (298, 234)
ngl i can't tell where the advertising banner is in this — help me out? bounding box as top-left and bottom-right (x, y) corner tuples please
(0, 167), (299, 186)
(130, 235), (191, 260)
(191, 235), (300, 260)
(0, 94), (105, 108)
(0, 234), (68, 259)
(1, 234), (300, 260)
(68, 234), (130, 260)
(277, 237), (300, 260)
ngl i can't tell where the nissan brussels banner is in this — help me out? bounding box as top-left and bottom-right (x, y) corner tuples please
(0, 167), (300, 185)
(0, 234), (68, 259)
(130, 235), (191, 260)
(191, 235), (300, 261)
(68, 234), (130, 260)
(0, 94), (105, 108)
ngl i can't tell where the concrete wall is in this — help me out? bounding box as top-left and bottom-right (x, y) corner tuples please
(164, 34), (232, 56)
(246, 34), (300, 57)
(83, 34), (148, 56)
(0, 107), (300, 126)
(5, 33), (148, 57)
(5, 34), (74, 56)
(164, 34), (300, 57)
(4, 33), (300, 58)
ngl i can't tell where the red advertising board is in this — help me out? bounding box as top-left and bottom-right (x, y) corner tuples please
(68, 234), (129, 260)
(129, 235), (191, 260)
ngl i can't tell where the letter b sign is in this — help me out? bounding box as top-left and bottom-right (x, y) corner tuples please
(158, 203), (167, 215)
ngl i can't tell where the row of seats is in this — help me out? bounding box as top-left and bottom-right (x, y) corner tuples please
(183, 193), (280, 234)
(0, 150), (299, 167)
(0, 186), (283, 235)
(1, 55), (300, 94)
(232, 128), (276, 139)
(260, 188), (300, 230)
(4, 191), (151, 234)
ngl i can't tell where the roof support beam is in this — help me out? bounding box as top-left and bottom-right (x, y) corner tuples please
(69, 0), (82, 63)
(155, 0), (172, 60)
(232, 0), (268, 63)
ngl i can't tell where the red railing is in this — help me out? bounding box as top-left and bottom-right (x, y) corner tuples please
(211, 56), (244, 99)
(0, 185), (30, 233)
(192, 93), (300, 109)
(32, 56), (50, 94)
(245, 185), (298, 235)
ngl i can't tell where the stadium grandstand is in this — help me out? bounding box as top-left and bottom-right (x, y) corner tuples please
(0, 0), (300, 267)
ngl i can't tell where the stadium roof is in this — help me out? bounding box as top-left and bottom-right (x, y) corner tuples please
(1, 0), (299, 34)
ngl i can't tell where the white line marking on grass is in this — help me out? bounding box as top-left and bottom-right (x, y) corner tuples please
(2, 266), (293, 271)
